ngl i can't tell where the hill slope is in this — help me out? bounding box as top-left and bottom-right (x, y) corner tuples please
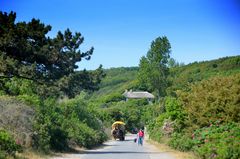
(91, 67), (139, 98)
(93, 55), (240, 98)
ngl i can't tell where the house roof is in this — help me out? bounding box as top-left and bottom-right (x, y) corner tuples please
(123, 90), (155, 99)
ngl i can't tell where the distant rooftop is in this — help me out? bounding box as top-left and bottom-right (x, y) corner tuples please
(123, 90), (154, 99)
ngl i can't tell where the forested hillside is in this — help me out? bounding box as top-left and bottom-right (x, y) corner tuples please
(92, 67), (138, 97)
(94, 55), (240, 98)
(168, 56), (240, 94)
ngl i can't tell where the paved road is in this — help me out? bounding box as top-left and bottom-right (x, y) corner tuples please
(52, 134), (176, 159)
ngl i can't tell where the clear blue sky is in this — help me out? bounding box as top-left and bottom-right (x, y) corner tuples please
(1, 0), (240, 70)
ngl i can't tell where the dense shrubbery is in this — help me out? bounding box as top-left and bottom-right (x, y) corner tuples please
(146, 73), (240, 158)
(0, 12), (107, 155)
(169, 122), (240, 159)
(193, 122), (240, 159)
(91, 99), (148, 132)
(178, 74), (240, 131)
(1, 53), (240, 158)
(169, 133), (194, 151)
(167, 55), (240, 95)
(32, 97), (107, 152)
(0, 94), (107, 154)
(147, 97), (186, 141)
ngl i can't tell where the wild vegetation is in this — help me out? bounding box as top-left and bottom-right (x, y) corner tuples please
(1, 11), (240, 159)
(86, 51), (240, 159)
(0, 11), (107, 158)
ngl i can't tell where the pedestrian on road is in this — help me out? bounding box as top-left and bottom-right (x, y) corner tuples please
(137, 129), (144, 146)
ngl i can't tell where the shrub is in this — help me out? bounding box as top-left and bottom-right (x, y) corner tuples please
(169, 133), (194, 151)
(32, 97), (107, 151)
(103, 93), (125, 103)
(0, 130), (22, 157)
(62, 98), (108, 148)
(32, 99), (67, 152)
(147, 113), (169, 142)
(178, 73), (240, 130)
(168, 122), (240, 158)
(192, 122), (240, 159)
(165, 97), (187, 131)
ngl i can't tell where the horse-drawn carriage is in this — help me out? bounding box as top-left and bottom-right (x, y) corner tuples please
(111, 121), (125, 141)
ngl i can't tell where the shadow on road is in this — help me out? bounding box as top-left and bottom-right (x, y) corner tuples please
(82, 151), (173, 154)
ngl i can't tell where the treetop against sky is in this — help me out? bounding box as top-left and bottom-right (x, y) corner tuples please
(1, 0), (240, 70)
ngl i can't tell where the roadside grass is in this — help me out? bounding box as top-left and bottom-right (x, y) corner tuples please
(146, 138), (198, 159)
(15, 150), (50, 159)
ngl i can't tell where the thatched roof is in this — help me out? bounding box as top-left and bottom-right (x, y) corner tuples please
(123, 90), (155, 99)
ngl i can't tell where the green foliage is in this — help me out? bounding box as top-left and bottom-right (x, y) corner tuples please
(167, 55), (240, 95)
(60, 98), (107, 148)
(92, 67), (138, 98)
(165, 97), (186, 131)
(166, 73), (240, 158)
(0, 11), (105, 99)
(32, 99), (63, 152)
(169, 122), (240, 159)
(147, 113), (169, 142)
(0, 11), (93, 83)
(32, 97), (107, 152)
(178, 73), (240, 130)
(192, 122), (240, 159)
(85, 56), (240, 158)
(0, 130), (22, 157)
(59, 65), (106, 98)
(168, 58), (184, 68)
(17, 94), (41, 106)
(63, 119), (106, 148)
(102, 93), (125, 103)
(146, 97), (186, 141)
(169, 133), (194, 151)
(138, 36), (171, 98)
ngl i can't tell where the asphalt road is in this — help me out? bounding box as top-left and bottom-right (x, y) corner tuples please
(52, 134), (176, 159)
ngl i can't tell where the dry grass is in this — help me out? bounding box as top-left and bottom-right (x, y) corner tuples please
(16, 150), (50, 159)
(147, 139), (198, 159)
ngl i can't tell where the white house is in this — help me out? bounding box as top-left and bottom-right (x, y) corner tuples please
(122, 90), (154, 102)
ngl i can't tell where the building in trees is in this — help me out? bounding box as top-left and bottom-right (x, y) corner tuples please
(123, 90), (154, 103)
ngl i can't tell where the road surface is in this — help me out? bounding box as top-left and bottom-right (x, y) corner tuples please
(52, 134), (176, 159)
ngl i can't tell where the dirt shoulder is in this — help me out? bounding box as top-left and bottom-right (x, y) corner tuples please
(146, 139), (198, 159)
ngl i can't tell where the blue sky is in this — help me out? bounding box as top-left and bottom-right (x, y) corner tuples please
(1, 0), (240, 70)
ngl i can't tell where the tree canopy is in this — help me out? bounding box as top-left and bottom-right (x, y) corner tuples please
(138, 36), (171, 98)
(0, 11), (104, 98)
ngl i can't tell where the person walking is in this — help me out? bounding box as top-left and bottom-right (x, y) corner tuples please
(137, 129), (144, 146)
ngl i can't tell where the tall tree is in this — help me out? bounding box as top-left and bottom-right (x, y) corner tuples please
(0, 11), (92, 83)
(138, 36), (171, 99)
(0, 11), (104, 98)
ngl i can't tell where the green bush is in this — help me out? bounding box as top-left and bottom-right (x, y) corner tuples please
(169, 133), (194, 151)
(64, 120), (106, 148)
(61, 98), (107, 148)
(147, 113), (169, 142)
(178, 73), (240, 130)
(165, 97), (186, 131)
(146, 97), (186, 142)
(0, 130), (22, 157)
(103, 93), (125, 103)
(168, 122), (240, 158)
(33, 99), (70, 152)
(32, 97), (107, 152)
(192, 122), (240, 159)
